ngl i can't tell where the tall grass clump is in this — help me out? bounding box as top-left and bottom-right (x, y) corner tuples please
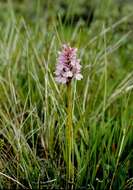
(0, 0), (133, 189)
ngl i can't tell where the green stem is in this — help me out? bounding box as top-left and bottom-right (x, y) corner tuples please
(66, 81), (74, 185)
(109, 128), (126, 190)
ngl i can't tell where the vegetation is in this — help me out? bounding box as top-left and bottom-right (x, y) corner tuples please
(0, 0), (133, 189)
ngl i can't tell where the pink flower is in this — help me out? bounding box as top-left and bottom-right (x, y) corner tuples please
(55, 44), (83, 84)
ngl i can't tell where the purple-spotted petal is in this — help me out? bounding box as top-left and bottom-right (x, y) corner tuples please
(63, 71), (73, 78)
(55, 44), (83, 84)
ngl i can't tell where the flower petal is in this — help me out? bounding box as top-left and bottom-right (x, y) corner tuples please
(74, 73), (83, 80)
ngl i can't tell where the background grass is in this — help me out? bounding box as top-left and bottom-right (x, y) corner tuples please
(0, 0), (133, 189)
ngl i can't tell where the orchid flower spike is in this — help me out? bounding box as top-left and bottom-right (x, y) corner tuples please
(55, 44), (83, 84)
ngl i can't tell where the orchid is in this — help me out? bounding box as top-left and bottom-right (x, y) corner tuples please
(55, 44), (83, 84)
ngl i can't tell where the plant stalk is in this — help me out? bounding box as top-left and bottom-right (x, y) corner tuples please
(66, 81), (74, 186)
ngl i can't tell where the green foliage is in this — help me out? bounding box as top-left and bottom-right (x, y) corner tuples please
(0, 0), (133, 189)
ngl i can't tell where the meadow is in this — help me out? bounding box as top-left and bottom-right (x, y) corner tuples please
(0, 0), (133, 189)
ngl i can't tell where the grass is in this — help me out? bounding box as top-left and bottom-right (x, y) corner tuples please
(0, 0), (133, 189)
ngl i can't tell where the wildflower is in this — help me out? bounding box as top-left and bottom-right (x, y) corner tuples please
(55, 44), (83, 84)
